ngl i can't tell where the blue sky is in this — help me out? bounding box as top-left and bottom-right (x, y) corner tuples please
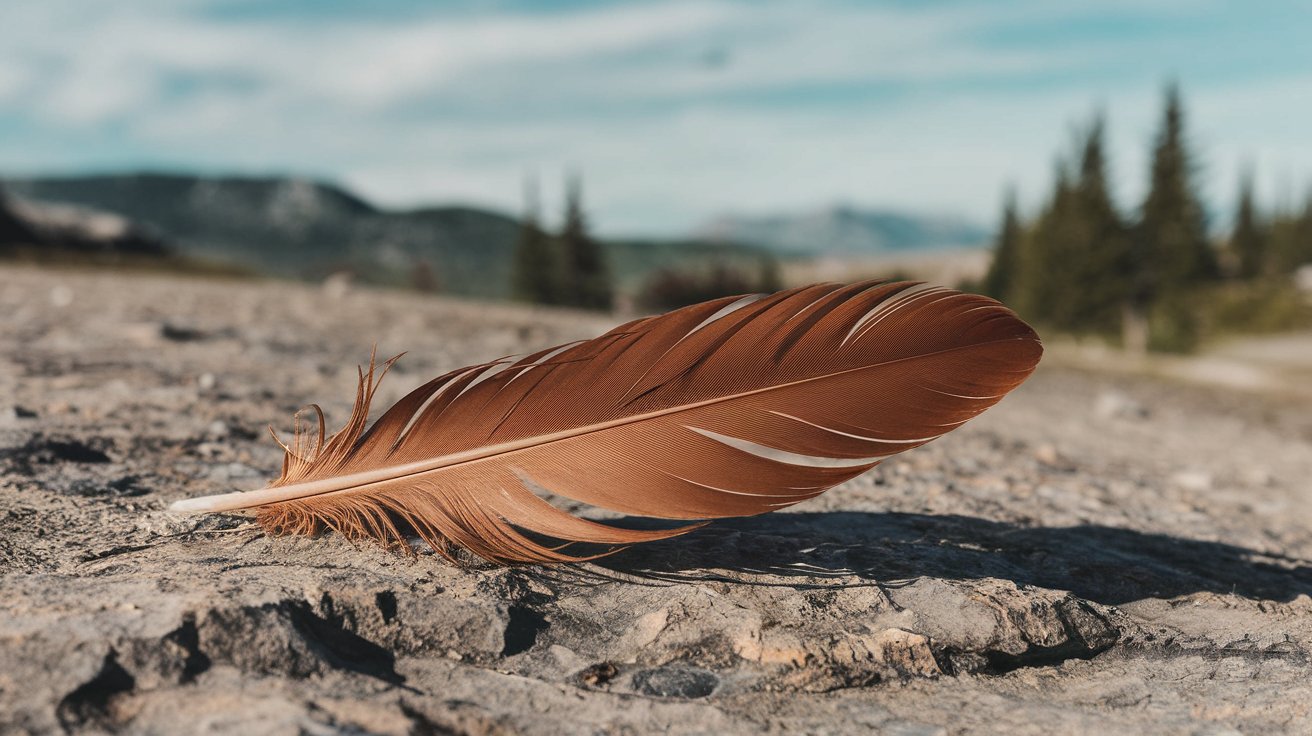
(1, 0), (1309, 235)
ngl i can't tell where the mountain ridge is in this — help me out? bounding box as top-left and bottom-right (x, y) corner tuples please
(698, 204), (988, 255)
(3, 173), (523, 296)
(4, 172), (988, 300)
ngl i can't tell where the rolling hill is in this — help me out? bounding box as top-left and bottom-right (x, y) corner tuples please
(3, 173), (522, 298)
(698, 204), (987, 255)
(4, 173), (985, 301)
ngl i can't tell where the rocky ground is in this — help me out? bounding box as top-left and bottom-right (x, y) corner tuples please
(2, 265), (1312, 735)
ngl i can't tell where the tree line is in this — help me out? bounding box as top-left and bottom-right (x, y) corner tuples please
(511, 173), (614, 311)
(982, 84), (1312, 352)
(509, 172), (784, 313)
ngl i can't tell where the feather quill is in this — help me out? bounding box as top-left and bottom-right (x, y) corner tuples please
(170, 281), (1041, 563)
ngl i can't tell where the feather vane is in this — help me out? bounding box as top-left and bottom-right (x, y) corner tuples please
(170, 281), (1042, 563)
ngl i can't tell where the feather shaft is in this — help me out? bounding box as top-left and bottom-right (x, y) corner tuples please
(169, 337), (1029, 514)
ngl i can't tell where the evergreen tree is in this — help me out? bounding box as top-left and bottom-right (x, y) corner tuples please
(1296, 199), (1312, 271)
(557, 172), (613, 311)
(510, 174), (558, 305)
(1006, 116), (1128, 334)
(1014, 160), (1075, 321)
(1066, 113), (1131, 333)
(1230, 169), (1267, 279)
(982, 188), (1022, 303)
(1268, 194), (1312, 275)
(757, 253), (783, 293)
(1132, 83), (1216, 309)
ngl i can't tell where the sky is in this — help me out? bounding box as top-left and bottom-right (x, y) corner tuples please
(1, 0), (1310, 236)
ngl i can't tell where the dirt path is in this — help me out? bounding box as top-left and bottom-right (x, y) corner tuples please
(3, 266), (1311, 734)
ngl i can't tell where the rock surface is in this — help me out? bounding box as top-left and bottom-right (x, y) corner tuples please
(2, 266), (1312, 734)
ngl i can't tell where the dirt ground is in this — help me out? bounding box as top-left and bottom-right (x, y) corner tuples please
(2, 265), (1311, 735)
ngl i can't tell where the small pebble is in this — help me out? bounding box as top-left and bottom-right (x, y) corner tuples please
(1170, 469), (1212, 493)
(49, 285), (74, 308)
(1094, 390), (1149, 420)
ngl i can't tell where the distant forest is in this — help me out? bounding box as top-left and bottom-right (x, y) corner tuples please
(510, 173), (780, 312)
(980, 84), (1312, 353)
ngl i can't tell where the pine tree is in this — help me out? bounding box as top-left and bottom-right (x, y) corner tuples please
(1230, 170), (1266, 279)
(510, 174), (558, 305)
(1015, 160), (1075, 322)
(1296, 199), (1312, 270)
(757, 253), (783, 293)
(1270, 196), (1312, 273)
(1067, 113), (1131, 333)
(557, 172), (613, 311)
(1133, 83), (1216, 308)
(1008, 114), (1142, 341)
(982, 188), (1022, 304)
(1293, 196), (1312, 270)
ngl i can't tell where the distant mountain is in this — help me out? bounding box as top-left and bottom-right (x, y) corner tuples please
(4, 173), (793, 302)
(605, 237), (782, 296)
(697, 205), (988, 255)
(0, 184), (169, 258)
(3, 173), (522, 298)
(0, 190), (38, 246)
(8, 173), (866, 303)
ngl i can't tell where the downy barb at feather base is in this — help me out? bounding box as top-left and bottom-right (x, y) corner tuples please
(170, 281), (1042, 563)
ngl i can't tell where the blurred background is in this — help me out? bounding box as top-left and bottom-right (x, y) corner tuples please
(2, 0), (1310, 356)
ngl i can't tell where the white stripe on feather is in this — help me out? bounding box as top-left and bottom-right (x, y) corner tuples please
(687, 426), (882, 468)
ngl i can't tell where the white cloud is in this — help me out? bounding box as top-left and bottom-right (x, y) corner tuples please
(0, 0), (1308, 234)
(1, 1), (743, 122)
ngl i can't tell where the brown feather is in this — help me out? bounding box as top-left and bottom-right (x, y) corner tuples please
(170, 281), (1042, 563)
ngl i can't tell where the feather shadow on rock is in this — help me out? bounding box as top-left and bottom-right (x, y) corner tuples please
(170, 281), (1042, 564)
